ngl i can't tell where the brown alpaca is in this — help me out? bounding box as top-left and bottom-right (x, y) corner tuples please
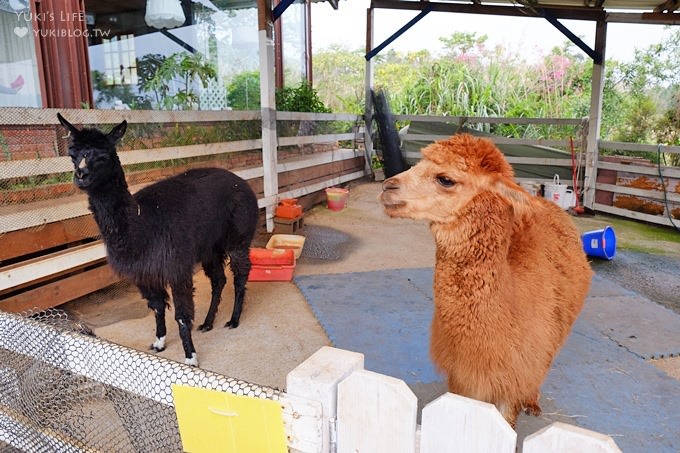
(380, 133), (592, 427)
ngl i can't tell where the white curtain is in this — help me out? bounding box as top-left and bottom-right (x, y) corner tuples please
(0, 11), (41, 106)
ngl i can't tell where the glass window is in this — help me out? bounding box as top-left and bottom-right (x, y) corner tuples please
(85, 0), (268, 111)
(0, 3), (42, 107)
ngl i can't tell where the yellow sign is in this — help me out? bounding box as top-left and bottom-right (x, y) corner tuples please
(172, 384), (287, 453)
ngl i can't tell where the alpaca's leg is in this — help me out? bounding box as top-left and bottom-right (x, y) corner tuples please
(171, 277), (198, 366)
(139, 286), (169, 352)
(225, 248), (251, 328)
(198, 255), (227, 332)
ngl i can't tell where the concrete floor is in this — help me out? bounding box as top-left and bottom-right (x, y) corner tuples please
(62, 180), (680, 450)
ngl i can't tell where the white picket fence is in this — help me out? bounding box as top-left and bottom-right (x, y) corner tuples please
(287, 346), (622, 453)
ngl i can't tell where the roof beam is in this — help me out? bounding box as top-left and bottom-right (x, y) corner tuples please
(371, 0), (680, 24)
(542, 10), (602, 63)
(366, 5), (432, 60)
(370, 0), (605, 21)
(273, 0), (295, 21)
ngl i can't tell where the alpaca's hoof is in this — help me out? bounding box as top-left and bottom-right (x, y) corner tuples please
(198, 322), (213, 332)
(150, 336), (166, 352)
(224, 319), (239, 329)
(524, 402), (542, 417)
(184, 353), (199, 367)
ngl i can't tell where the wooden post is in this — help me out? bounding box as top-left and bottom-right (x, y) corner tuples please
(523, 422), (622, 452)
(337, 369), (417, 453)
(258, 0), (279, 232)
(287, 346), (365, 453)
(583, 20), (607, 209)
(363, 6), (375, 174)
(420, 393), (516, 453)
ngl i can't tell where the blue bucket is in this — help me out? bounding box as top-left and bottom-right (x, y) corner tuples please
(581, 226), (616, 260)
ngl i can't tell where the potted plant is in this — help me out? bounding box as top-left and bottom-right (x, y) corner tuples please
(371, 154), (385, 181)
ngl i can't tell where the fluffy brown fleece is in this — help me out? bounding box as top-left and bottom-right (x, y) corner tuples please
(380, 133), (592, 427)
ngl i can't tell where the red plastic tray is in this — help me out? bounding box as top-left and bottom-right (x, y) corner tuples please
(250, 247), (295, 266)
(248, 265), (295, 282)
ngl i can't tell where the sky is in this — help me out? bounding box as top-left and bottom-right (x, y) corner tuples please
(311, 0), (677, 62)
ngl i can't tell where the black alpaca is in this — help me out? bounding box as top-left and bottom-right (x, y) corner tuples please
(58, 114), (259, 366)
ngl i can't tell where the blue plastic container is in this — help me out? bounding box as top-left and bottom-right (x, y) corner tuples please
(582, 226), (616, 260)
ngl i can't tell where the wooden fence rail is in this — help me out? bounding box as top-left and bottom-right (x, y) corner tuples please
(0, 108), (367, 311)
(594, 140), (680, 228)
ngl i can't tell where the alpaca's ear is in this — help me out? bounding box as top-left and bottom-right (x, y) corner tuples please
(493, 180), (533, 216)
(57, 113), (79, 135)
(108, 120), (127, 143)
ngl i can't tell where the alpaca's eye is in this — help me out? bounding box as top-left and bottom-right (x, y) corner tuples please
(436, 175), (456, 188)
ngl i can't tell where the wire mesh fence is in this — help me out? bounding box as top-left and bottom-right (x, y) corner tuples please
(0, 309), (280, 452)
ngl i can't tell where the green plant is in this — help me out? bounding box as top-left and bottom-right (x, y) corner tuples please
(143, 52), (217, 110)
(227, 71), (261, 110)
(276, 81), (330, 113)
(371, 154), (384, 169)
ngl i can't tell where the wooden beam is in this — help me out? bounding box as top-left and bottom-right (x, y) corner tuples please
(0, 215), (99, 262)
(0, 107), (260, 126)
(0, 264), (120, 313)
(596, 182), (680, 204)
(259, 0), (279, 232)
(594, 203), (679, 228)
(583, 20), (607, 209)
(0, 242), (107, 293)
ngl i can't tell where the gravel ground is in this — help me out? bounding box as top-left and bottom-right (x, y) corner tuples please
(589, 250), (680, 315)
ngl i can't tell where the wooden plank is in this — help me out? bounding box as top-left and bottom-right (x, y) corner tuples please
(597, 161), (680, 179)
(275, 111), (361, 121)
(0, 215), (99, 262)
(0, 242), (107, 292)
(0, 140), (263, 179)
(599, 140), (680, 155)
(277, 149), (359, 173)
(259, 170), (366, 209)
(0, 107), (260, 126)
(593, 203), (679, 228)
(337, 369), (417, 453)
(523, 422), (621, 453)
(117, 139), (262, 167)
(0, 196), (90, 235)
(0, 263), (119, 313)
(404, 151), (573, 167)
(0, 156), (72, 179)
(278, 133), (354, 147)
(401, 134), (571, 148)
(596, 182), (680, 203)
(0, 150), (361, 234)
(420, 393), (516, 453)
(393, 114), (583, 126)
